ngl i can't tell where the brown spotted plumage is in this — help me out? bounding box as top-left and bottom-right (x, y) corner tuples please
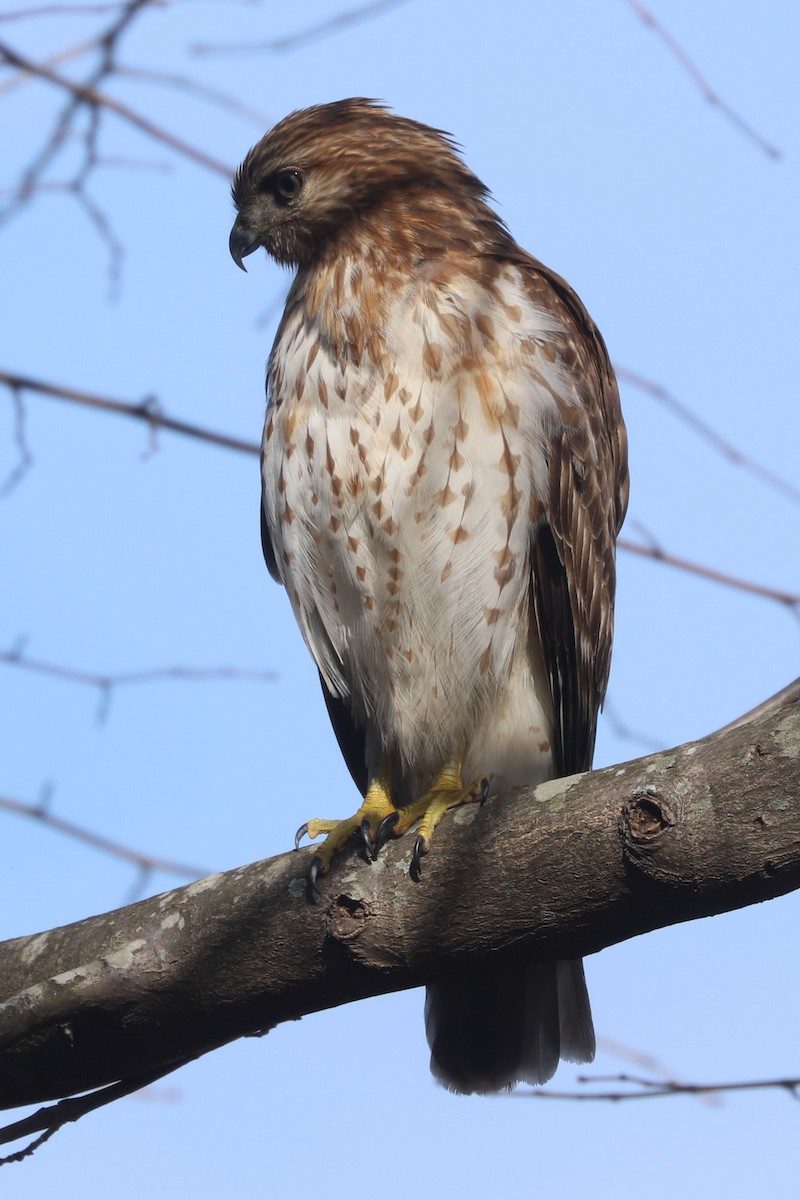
(231, 99), (629, 1093)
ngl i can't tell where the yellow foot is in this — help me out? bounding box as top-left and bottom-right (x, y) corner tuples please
(392, 761), (489, 882)
(295, 774), (399, 895)
(294, 760), (489, 896)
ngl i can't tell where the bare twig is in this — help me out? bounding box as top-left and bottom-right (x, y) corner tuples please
(601, 700), (664, 752)
(192, 0), (409, 55)
(625, 0), (782, 160)
(0, 39), (232, 181)
(255, 288), (292, 331)
(0, 370), (260, 456)
(87, 154), (170, 173)
(617, 366), (800, 505)
(0, 791), (209, 880)
(521, 1072), (800, 1102)
(596, 1037), (722, 1107)
(0, 37), (99, 98)
(0, 385), (33, 496)
(0, 1057), (198, 1166)
(118, 66), (270, 127)
(0, 644), (276, 722)
(0, 0), (227, 282)
(619, 537), (800, 609)
(71, 165), (125, 295)
(0, 5), (127, 20)
(0, 3), (163, 282)
(5, 1065), (791, 1164)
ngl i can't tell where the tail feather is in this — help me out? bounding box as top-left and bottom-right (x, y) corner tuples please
(425, 957), (594, 1094)
(556, 958), (596, 1064)
(518, 961), (560, 1086)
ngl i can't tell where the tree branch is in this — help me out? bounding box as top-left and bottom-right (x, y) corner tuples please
(0, 679), (797, 1123)
(520, 1073), (800, 1103)
(0, 643), (276, 723)
(616, 365), (800, 506)
(0, 37), (232, 178)
(0, 792), (210, 883)
(0, 370), (260, 456)
(617, 537), (800, 609)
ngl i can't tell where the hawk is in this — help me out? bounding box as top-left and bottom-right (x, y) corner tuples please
(230, 99), (629, 1093)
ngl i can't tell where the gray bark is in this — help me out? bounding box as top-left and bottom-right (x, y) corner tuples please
(1, 679), (798, 1111)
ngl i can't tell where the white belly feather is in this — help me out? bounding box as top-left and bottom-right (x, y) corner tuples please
(263, 264), (569, 779)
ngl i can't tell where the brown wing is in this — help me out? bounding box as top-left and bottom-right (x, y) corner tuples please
(261, 476), (369, 796)
(525, 261), (629, 777)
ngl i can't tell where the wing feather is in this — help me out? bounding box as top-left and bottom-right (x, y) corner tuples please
(262, 491), (369, 796)
(260, 499), (280, 582)
(523, 260), (629, 776)
(319, 679), (368, 798)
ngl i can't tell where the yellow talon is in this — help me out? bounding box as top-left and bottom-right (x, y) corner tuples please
(295, 755), (487, 889)
(391, 758), (486, 879)
(296, 772), (396, 875)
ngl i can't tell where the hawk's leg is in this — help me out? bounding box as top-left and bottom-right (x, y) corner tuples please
(295, 758), (488, 892)
(390, 759), (489, 882)
(295, 768), (396, 887)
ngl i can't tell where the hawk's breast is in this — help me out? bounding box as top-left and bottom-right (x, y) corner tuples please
(263, 262), (570, 769)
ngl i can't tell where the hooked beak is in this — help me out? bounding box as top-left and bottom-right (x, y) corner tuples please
(229, 221), (262, 272)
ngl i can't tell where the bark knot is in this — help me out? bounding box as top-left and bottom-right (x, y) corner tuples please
(325, 894), (370, 944)
(622, 787), (676, 849)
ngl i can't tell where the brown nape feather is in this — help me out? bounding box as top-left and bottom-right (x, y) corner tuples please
(235, 99), (628, 1097)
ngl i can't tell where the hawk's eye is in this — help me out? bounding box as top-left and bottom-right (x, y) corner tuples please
(273, 169), (303, 203)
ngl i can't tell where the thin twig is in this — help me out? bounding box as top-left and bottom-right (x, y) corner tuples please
(0, 792), (210, 880)
(0, 1056), (198, 1164)
(0, 4), (127, 19)
(619, 537), (800, 609)
(625, 0), (782, 160)
(617, 366), (800, 505)
(192, 0), (409, 55)
(0, 386), (33, 496)
(596, 1036), (723, 1107)
(70, 168), (125, 296)
(0, 36), (99, 98)
(0, 39), (232, 180)
(118, 66), (270, 127)
(518, 1072), (800, 1102)
(601, 700), (664, 753)
(0, 1), (159, 285)
(0, 645), (276, 722)
(0, 370), (260, 455)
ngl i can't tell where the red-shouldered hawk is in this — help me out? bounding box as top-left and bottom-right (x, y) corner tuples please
(230, 99), (629, 1093)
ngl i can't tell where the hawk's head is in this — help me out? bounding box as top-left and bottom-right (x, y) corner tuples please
(229, 98), (492, 270)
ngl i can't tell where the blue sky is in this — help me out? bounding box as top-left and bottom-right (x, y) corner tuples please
(1, 0), (799, 1194)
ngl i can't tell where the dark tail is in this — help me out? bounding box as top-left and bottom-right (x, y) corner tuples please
(425, 958), (595, 1094)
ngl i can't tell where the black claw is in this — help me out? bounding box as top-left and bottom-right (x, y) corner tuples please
(306, 854), (323, 902)
(479, 778), (490, 805)
(374, 810), (400, 854)
(409, 834), (426, 883)
(294, 822), (310, 851)
(359, 817), (375, 861)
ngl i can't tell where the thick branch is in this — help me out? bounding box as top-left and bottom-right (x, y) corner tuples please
(1, 681), (798, 1112)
